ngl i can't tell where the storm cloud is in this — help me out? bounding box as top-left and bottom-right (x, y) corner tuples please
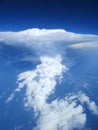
(4, 28), (98, 130)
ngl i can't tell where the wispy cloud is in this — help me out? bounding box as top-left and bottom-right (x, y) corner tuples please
(68, 42), (98, 49)
(5, 93), (15, 103)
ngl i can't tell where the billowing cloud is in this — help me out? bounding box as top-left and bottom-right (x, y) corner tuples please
(3, 28), (98, 130)
(34, 98), (86, 130)
(15, 55), (98, 130)
(16, 55), (67, 112)
(0, 28), (98, 56)
(16, 55), (86, 130)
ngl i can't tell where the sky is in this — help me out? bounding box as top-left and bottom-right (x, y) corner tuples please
(0, 0), (98, 34)
(0, 0), (98, 130)
(1, 28), (98, 130)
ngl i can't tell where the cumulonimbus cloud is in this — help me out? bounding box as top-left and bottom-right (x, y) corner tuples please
(0, 28), (98, 56)
(3, 28), (98, 130)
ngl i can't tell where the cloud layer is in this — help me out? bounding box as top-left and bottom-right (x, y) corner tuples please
(3, 28), (98, 130)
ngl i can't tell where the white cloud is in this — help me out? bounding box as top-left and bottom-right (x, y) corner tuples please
(5, 93), (15, 103)
(78, 92), (98, 115)
(0, 28), (98, 56)
(16, 55), (67, 112)
(3, 28), (98, 130)
(34, 98), (86, 130)
(16, 55), (86, 130)
(68, 42), (98, 49)
(15, 55), (98, 130)
(67, 92), (98, 115)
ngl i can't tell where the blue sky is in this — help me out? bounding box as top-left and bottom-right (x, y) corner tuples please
(0, 0), (98, 34)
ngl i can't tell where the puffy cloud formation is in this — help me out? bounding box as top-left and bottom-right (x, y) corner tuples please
(67, 92), (98, 116)
(16, 55), (67, 111)
(34, 98), (86, 130)
(3, 28), (98, 130)
(15, 55), (98, 130)
(16, 55), (85, 130)
(78, 92), (98, 115)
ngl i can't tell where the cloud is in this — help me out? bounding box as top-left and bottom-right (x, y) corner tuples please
(16, 55), (86, 130)
(67, 92), (98, 115)
(78, 92), (98, 115)
(5, 93), (15, 103)
(14, 125), (24, 130)
(0, 28), (98, 56)
(15, 55), (98, 130)
(68, 42), (98, 49)
(3, 28), (98, 130)
(16, 55), (67, 112)
(34, 98), (86, 130)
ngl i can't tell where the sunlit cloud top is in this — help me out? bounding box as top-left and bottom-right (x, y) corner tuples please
(0, 28), (98, 56)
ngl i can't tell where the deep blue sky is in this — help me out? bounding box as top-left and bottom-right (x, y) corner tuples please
(0, 0), (98, 34)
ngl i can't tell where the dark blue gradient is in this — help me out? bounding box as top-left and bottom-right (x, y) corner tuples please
(0, 0), (98, 34)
